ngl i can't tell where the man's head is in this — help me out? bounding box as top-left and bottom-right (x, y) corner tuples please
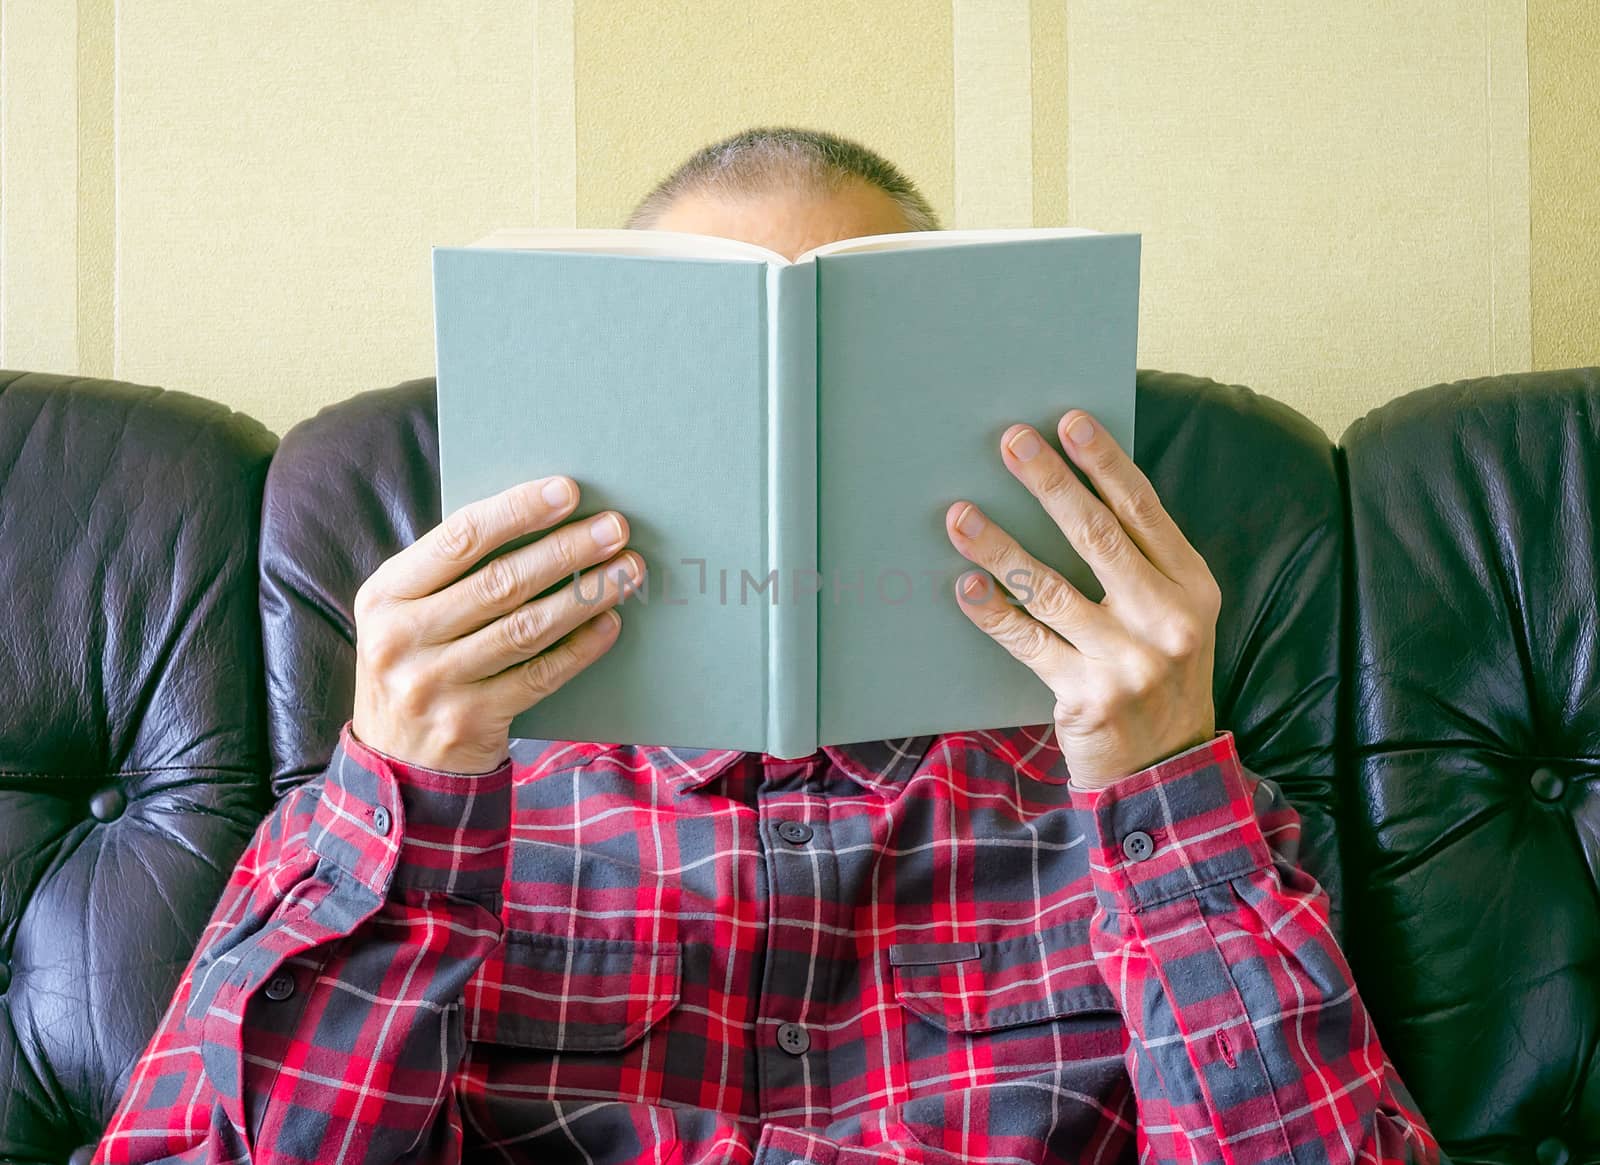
(626, 126), (940, 261)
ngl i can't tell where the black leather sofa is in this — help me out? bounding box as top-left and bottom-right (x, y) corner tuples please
(0, 365), (1594, 1164)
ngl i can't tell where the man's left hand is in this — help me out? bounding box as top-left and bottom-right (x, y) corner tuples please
(945, 409), (1221, 790)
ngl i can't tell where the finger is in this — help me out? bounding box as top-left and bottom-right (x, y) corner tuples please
(1054, 410), (1208, 585)
(446, 550), (643, 681)
(374, 476), (583, 602)
(952, 568), (1082, 689)
(416, 509), (631, 644)
(481, 606), (624, 717)
(997, 422), (1171, 604)
(945, 500), (1119, 654)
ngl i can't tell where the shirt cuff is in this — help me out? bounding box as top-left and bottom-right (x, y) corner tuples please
(307, 718), (512, 901)
(1068, 730), (1273, 915)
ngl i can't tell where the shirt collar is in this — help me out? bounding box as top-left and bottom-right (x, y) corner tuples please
(608, 722), (1067, 795)
(606, 735), (935, 795)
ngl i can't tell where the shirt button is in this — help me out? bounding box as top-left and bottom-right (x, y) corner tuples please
(1122, 830), (1156, 862)
(776, 1021), (811, 1055)
(776, 820), (813, 845)
(372, 805), (392, 836)
(264, 972), (296, 1002)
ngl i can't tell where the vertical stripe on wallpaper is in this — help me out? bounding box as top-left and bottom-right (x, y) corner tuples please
(1529, 0), (1600, 370)
(1486, 0), (1532, 373)
(77, 0), (113, 377)
(952, 0), (1033, 229)
(533, 0), (577, 229)
(0, 0), (80, 372)
(1029, 0), (1068, 227)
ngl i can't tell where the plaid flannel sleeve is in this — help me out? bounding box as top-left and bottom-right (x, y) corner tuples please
(95, 718), (511, 1165)
(1069, 730), (1442, 1165)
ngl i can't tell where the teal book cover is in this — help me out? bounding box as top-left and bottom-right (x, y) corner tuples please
(432, 227), (1140, 758)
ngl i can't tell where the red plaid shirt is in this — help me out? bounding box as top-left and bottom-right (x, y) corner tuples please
(97, 720), (1437, 1165)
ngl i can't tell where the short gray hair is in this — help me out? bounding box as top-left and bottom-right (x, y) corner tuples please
(625, 126), (941, 232)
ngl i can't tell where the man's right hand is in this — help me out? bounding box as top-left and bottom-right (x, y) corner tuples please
(350, 475), (640, 774)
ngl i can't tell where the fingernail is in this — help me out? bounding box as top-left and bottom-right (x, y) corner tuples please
(960, 570), (989, 599)
(616, 553), (643, 584)
(1065, 415), (1095, 446)
(542, 477), (573, 507)
(600, 609), (621, 633)
(955, 503), (986, 538)
(1007, 428), (1043, 461)
(590, 513), (624, 549)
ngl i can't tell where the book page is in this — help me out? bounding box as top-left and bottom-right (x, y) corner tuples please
(466, 226), (1103, 267)
(469, 227), (785, 263)
(799, 226), (1100, 261)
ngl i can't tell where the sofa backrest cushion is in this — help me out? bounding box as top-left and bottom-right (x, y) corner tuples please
(0, 371), (275, 1162)
(259, 377), (441, 798)
(1342, 367), (1600, 1157)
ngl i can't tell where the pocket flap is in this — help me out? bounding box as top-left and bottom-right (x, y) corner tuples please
(890, 925), (1117, 1033)
(465, 932), (681, 1051)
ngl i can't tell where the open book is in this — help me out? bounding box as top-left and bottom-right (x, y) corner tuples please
(432, 225), (1140, 758)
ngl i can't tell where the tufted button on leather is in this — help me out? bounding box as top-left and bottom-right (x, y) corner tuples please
(1536, 1138), (1570, 1165)
(776, 1021), (811, 1055)
(68, 1145), (97, 1165)
(88, 787), (126, 822)
(1122, 830), (1156, 862)
(264, 972), (296, 1002)
(371, 805), (392, 836)
(0, 960), (10, 994)
(1529, 767), (1566, 802)
(776, 820), (813, 845)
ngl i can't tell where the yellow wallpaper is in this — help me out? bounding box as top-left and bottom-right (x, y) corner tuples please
(1529, 0), (1600, 372)
(571, 0), (953, 231)
(0, 0), (79, 374)
(75, 0), (113, 378)
(1064, 0), (1531, 436)
(110, 5), (539, 435)
(1029, 0), (1067, 227)
(953, 0), (1032, 227)
(0, 0), (1593, 438)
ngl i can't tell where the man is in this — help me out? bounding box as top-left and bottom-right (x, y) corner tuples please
(97, 127), (1439, 1165)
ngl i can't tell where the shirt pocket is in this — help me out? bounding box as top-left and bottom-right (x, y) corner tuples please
(460, 932), (685, 1161)
(464, 931), (682, 1051)
(889, 921), (1127, 1163)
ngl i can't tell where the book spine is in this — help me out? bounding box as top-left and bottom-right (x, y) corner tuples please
(764, 262), (819, 758)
